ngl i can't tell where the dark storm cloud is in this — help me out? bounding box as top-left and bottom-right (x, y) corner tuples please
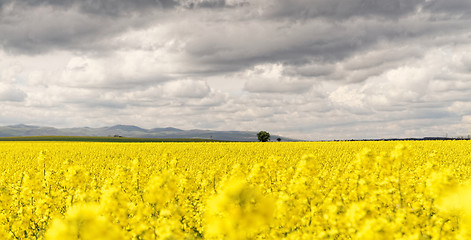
(3, 0), (452, 18)
(262, 0), (471, 21)
(1, 0), (469, 80)
(0, 0), (248, 55)
(0, 0), (178, 15)
(262, 0), (426, 20)
(182, 0), (470, 80)
(0, 0), (244, 16)
(181, 13), (470, 80)
(0, 12), (124, 54)
(181, 0), (249, 9)
(422, 0), (471, 16)
(0, 1), (154, 54)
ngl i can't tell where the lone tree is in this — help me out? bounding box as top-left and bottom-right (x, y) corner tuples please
(276, 137), (281, 142)
(257, 131), (270, 142)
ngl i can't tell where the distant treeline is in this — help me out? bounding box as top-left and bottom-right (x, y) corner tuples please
(331, 137), (471, 142)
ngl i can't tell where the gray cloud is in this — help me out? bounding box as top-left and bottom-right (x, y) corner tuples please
(261, 0), (425, 21)
(422, 0), (471, 16)
(259, 0), (471, 22)
(242, 63), (314, 93)
(0, 0), (247, 16)
(0, 0), (178, 15)
(0, 0), (471, 140)
(177, 12), (471, 80)
(0, 3), (156, 54)
(178, 0), (248, 9)
(0, 83), (27, 102)
(162, 80), (211, 98)
(2, 0), (470, 72)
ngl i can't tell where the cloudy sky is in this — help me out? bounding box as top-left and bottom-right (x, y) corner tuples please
(0, 0), (470, 140)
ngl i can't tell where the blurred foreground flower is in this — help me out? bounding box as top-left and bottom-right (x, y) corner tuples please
(46, 204), (124, 240)
(436, 185), (471, 239)
(205, 178), (274, 239)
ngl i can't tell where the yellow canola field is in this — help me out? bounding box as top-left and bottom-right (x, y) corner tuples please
(1, 141), (471, 239)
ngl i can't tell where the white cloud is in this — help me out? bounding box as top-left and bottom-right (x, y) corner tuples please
(243, 64), (313, 93)
(329, 85), (367, 112)
(328, 44), (471, 115)
(329, 65), (430, 115)
(58, 48), (179, 89)
(60, 57), (106, 88)
(162, 79), (211, 98)
(448, 102), (471, 115)
(1, 65), (23, 83)
(462, 115), (471, 124)
(0, 83), (27, 102)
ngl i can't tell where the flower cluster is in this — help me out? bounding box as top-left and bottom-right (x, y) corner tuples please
(0, 141), (470, 239)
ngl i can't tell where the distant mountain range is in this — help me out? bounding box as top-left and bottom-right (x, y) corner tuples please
(0, 124), (298, 142)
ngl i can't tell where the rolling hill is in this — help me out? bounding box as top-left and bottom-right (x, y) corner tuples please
(0, 124), (297, 142)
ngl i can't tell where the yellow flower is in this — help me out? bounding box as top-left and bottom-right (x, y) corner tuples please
(46, 204), (124, 240)
(205, 178), (274, 239)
